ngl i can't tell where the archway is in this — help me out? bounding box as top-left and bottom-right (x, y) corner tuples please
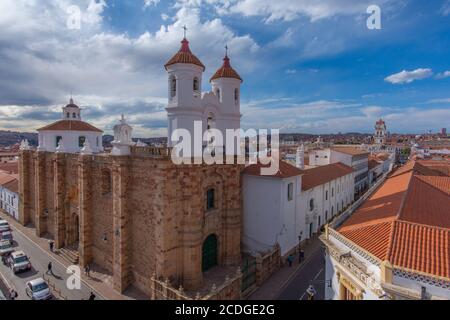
(202, 234), (218, 272)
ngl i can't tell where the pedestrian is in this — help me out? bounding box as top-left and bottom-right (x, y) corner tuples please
(89, 292), (96, 300)
(299, 250), (305, 263)
(49, 241), (54, 252)
(84, 263), (91, 277)
(287, 255), (293, 267)
(46, 261), (53, 275)
(306, 285), (316, 300)
(9, 289), (18, 300)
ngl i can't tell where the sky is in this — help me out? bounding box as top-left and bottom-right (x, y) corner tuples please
(0, 0), (449, 137)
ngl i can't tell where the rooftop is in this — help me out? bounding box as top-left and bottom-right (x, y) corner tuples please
(210, 54), (242, 82)
(302, 163), (353, 191)
(164, 38), (205, 71)
(337, 160), (450, 279)
(243, 160), (303, 179)
(332, 147), (370, 156)
(37, 120), (103, 133)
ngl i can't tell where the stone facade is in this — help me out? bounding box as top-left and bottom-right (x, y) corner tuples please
(18, 147), (243, 297)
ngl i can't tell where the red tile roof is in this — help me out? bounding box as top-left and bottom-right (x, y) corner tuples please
(0, 162), (18, 174)
(337, 160), (450, 279)
(332, 147), (369, 156)
(302, 163), (353, 191)
(37, 120), (103, 132)
(368, 159), (382, 170)
(243, 160), (303, 179)
(0, 172), (18, 193)
(164, 38), (205, 71)
(210, 55), (242, 82)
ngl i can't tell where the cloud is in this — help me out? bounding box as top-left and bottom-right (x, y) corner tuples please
(0, 0), (259, 137)
(436, 71), (450, 79)
(144, 0), (160, 9)
(441, 0), (450, 16)
(384, 68), (433, 84)
(426, 98), (450, 104)
(208, 0), (394, 23)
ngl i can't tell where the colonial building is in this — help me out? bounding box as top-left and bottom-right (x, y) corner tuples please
(18, 36), (244, 299)
(0, 172), (19, 220)
(242, 161), (354, 257)
(374, 118), (387, 145)
(321, 160), (450, 300)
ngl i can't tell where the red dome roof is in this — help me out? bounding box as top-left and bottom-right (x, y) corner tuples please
(210, 55), (242, 82)
(164, 38), (205, 70)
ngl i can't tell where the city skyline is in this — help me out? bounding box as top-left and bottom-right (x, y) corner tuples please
(0, 0), (449, 137)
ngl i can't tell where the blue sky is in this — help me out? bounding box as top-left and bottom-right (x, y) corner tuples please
(0, 0), (449, 137)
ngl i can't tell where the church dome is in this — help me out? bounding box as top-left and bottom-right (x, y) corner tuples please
(210, 54), (242, 82)
(164, 38), (205, 71)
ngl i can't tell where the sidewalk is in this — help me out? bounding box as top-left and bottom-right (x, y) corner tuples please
(248, 236), (323, 300)
(0, 211), (147, 300)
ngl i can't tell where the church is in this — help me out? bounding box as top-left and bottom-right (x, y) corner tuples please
(18, 36), (244, 298)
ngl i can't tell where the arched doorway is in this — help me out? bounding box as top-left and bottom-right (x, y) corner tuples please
(202, 234), (218, 272)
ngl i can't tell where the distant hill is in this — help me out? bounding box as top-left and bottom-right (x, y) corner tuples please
(0, 130), (38, 147)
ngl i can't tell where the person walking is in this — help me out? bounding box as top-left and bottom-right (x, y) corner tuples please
(89, 292), (96, 300)
(287, 255), (293, 267)
(306, 285), (317, 300)
(49, 241), (54, 253)
(9, 289), (18, 300)
(84, 263), (91, 277)
(299, 250), (305, 263)
(46, 261), (53, 275)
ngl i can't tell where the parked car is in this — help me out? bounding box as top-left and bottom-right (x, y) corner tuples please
(9, 251), (32, 274)
(0, 240), (14, 256)
(26, 278), (52, 300)
(0, 220), (10, 233)
(1, 231), (13, 245)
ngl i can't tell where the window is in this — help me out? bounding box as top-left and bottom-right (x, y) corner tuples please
(193, 77), (199, 92)
(332, 206), (334, 216)
(309, 199), (315, 211)
(66, 112), (70, 119)
(325, 210), (328, 222)
(170, 76), (176, 98)
(287, 183), (293, 201)
(96, 136), (99, 147)
(206, 189), (215, 210)
(325, 190), (328, 200)
(216, 89), (221, 101)
(79, 136), (86, 148)
(332, 188), (334, 197)
(56, 136), (62, 147)
(72, 112), (77, 119)
(234, 88), (239, 104)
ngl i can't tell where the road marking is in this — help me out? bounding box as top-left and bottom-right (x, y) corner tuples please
(2, 215), (105, 300)
(313, 268), (323, 281)
(299, 292), (306, 300)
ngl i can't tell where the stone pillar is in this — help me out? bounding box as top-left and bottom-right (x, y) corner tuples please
(222, 208), (241, 266)
(35, 152), (47, 236)
(380, 260), (393, 284)
(54, 153), (66, 249)
(112, 157), (131, 292)
(181, 225), (203, 290)
(18, 150), (31, 225)
(78, 155), (93, 267)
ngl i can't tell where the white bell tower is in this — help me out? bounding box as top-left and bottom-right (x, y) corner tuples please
(111, 114), (134, 156)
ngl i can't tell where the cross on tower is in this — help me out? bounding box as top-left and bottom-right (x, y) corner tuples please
(225, 44), (228, 56)
(183, 25), (187, 39)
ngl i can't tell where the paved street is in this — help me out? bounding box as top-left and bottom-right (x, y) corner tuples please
(0, 225), (102, 300)
(277, 244), (325, 300)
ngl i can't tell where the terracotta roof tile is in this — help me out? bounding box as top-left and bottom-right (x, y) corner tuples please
(243, 160), (303, 179)
(302, 163), (353, 191)
(0, 162), (18, 174)
(164, 38), (205, 70)
(332, 147), (369, 156)
(37, 120), (103, 132)
(210, 55), (242, 82)
(337, 160), (450, 279)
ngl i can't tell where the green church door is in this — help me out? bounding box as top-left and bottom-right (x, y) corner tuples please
(202, 234), (218, 272)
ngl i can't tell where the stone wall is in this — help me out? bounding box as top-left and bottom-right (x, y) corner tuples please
(18, 149), (243, 297)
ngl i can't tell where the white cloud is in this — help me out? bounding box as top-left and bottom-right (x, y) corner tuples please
(436, 71), (450, 79)
(207, 0), (393, 23)
(427, 98), (450, 104)
(384, 68), (433, 84)
(144, 0), (160, 9)
(441, 0), (450, 16)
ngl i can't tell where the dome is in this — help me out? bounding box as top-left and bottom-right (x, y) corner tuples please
(164, 38), (205, 71)
(210, 54), (242, 82)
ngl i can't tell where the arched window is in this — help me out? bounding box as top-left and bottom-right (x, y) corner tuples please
(66, 112), (70, 119)
(309, 199), (314, 211)
(170, 76), (176, 98)
(193, 77), (199, 92)
(234, 88), (239, 105)
(206, 188), (215, 210)
(56, 136), (62, 147)
(101, 170), (112, 195)
(73, 112), (77, 119)
(216, 89), (221, 101)
(202, 234), (218, 272)
(79, 136), (86, 148)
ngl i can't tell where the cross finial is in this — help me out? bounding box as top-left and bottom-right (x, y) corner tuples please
(183, 25), (187, 39)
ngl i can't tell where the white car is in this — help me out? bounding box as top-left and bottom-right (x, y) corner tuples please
(0, 220), (10, 233)
(26, 278), (52, 300)
(9, 251), (32, 274)
(0, 240), (14, 256)
(1, 231), (13, 245)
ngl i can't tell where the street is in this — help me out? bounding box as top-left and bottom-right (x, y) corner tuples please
(277, 245), (325, 300)
(0, 224), (102, 300)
